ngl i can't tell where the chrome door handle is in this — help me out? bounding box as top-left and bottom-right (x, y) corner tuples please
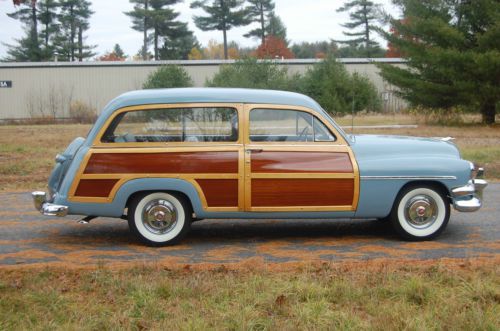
(246, 149), (263, 153)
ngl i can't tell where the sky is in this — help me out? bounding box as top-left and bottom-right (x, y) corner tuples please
(0, 0), (400, 59)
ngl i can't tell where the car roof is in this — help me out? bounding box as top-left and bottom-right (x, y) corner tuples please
(104, 88), (323, 113)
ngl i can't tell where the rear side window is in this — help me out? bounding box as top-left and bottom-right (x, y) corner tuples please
(249, 108), (336, 142)
(102, 107), (238, 143)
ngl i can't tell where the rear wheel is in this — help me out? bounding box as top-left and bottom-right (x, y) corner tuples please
(128, 192), (192, 246)
(390, 185), (450, 241)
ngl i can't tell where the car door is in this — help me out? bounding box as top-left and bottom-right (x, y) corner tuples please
(243, 104), (359, 212)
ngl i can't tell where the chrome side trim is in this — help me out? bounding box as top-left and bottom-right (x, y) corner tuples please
(360, 176), (457, 180)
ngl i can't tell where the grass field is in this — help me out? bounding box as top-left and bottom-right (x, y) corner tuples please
(0, 262), (498, 330)
(0, 114), (498, 191)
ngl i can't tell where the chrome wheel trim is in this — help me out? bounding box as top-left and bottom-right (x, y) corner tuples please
(141, 199), (178, 235)
(404, 195), (438, 229)
(397, 188), (446, 238)
(133, 193), (186, 243)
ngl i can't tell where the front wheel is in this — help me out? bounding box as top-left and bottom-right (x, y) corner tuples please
(390, 186), (450, 241)
(128, 192), (192, 246)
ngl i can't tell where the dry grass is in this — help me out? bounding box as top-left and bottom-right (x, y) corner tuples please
(0, 263), (498, 330)
(0, 115), (499, 191)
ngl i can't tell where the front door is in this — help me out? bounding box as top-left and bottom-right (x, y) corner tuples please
(243, 104), (359, 212)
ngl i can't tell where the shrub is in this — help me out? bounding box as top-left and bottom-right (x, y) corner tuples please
(69, 100), (97, 123)
(299, 54), (382, 115)
(143, 65), (193, 89)
(205, 57), (298, 91)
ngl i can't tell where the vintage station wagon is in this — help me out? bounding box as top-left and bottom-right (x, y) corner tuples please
(33, 88), (487, 245)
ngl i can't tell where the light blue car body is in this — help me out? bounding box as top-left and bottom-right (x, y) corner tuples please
(44, 88), (473, 220)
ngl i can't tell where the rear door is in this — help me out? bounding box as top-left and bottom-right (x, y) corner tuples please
(243, 104), (359, 212)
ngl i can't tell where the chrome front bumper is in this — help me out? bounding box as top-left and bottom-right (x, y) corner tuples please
(451, 176), (488, 212)
(32, 191), (68, 217)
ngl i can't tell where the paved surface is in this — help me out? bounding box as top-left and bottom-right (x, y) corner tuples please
(0, 185), (498, 267)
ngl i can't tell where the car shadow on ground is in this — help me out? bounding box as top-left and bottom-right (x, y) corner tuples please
(46, 218), (399, 247)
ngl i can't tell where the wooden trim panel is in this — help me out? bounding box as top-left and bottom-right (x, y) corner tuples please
(251, 151), (353, 173)
(251, 178), (354, 207)
(83, 151), (239, 174)
(196, 179), (239, 207)
(74, 179), (119, 197)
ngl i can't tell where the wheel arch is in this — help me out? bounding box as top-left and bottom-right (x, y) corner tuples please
(114, 178), (204, 217)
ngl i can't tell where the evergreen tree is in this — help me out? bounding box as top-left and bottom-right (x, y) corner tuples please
(38, 0), (59, 60)
(149, 0), (190, 60)
(379, 0), (500, 124)
(291, 41), (337, 59)
(113, 44), (126, 59)
(191, 0), (251, 60)
(126, 0), (150, 60)
(5, 1), (41, 61)
(244, 0), (275, 45)
(159, 33), (199, 60)
(336, 0), (382, 57)
(57, 0), (95, 61)
(126, 0), (192, 60)
(265, 12), (287, 43)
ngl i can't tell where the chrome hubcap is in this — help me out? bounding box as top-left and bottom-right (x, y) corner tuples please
(142, 199), (177, 234)
(405, 195), (438, 229)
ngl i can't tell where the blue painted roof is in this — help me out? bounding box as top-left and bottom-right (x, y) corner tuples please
(105, 88), (323, 112)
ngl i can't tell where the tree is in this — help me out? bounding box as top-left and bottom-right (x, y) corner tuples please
(126, 0), (193, 60)
(147, 0), (188, 60)
(143, 65), (194, 89)
(291, 41), (337, 59)
(113, 44), (126, 59)
(206, 57), (297, 90)
(126, 0), (150, 60)
(4, 0), (41, 61)
(188, 47), (203, 60)
(99, 44), (127, 61)
(244, 0), (275, 45)
(191, 0), (251, 60)
(159, 32), (199, 60)
(57, 0), (95, 61)
(336, 0), (382, 57)
(299, 54), (381, 114)
(37, 0), (59, 60)
(255, 35), (294, 59)
(379, 0), (500, 124)
(336, 44), (385, 58)
(265, 12), (287, 43)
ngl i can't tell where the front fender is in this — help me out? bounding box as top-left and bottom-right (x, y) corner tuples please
(354, 156), (471, 218)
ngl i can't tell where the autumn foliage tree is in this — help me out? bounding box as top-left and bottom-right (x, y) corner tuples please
(255, 36), (294, 59)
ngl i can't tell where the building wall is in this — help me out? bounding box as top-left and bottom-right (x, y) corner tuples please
(0, 59), (406, 120)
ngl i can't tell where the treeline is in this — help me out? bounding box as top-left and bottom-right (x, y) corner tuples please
(6, 0), (95, 61)
(5, 0), (387, 61)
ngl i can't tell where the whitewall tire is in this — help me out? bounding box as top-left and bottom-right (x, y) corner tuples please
(390, 186), (450, 241)
(128, 192), (192, 246)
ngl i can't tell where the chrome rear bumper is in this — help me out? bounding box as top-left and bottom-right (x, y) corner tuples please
(451, 178), (488, 212)
(32, 191), (68, 217)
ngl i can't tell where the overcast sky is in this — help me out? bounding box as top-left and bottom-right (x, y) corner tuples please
(0, 0), (400, 59)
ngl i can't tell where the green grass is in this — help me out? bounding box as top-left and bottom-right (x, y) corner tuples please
(0, 264), (498, 330)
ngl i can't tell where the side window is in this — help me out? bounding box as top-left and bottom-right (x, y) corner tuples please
(101, 107), (238, 143)
(249, 108), (336, 142)
(314, 117), (336, 142)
